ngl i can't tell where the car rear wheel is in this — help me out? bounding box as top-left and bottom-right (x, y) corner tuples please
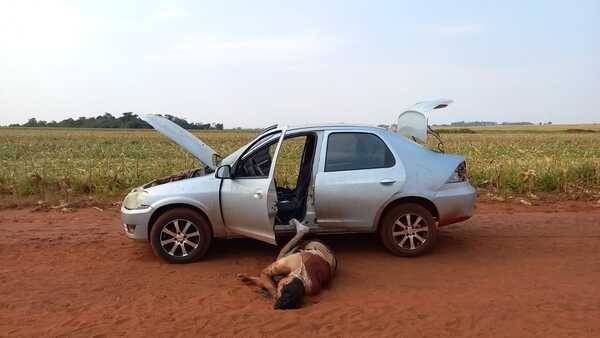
(150, 208), (212, 263)
(379, 203), (438, 257)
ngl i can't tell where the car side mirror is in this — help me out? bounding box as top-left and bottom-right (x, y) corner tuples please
(215, 165), (232, 179)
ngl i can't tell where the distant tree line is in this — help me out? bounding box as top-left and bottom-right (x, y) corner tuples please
(434, 121), (536, 127)
(8, 113), (223, 130)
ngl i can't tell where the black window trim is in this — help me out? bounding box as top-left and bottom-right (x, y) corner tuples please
(324, 131), (396, 173)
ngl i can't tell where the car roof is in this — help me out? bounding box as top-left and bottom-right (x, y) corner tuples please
(285, 123), (387, 132)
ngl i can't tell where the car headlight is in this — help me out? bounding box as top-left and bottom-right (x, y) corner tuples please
(123, 189), (150, 210)
(447, 162), (467, 183)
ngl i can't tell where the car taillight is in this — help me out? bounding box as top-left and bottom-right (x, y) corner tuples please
(447, 162), (467, 183)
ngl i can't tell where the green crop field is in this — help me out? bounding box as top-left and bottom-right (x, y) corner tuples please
(437, 133), (600, 196)
(466, 123), (600, 133)
(1, 126), (599, 205)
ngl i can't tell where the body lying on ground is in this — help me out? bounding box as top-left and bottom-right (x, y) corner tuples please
(237, 219), (337, 309)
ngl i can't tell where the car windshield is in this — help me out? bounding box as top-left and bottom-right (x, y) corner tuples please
(218, 144), (249, 166)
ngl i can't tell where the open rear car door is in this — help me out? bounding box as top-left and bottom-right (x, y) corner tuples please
(397, 99), (453, 142)
(219, 129), (287, 245)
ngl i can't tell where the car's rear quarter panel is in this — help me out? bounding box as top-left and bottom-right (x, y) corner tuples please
(383, 131), (475, 225)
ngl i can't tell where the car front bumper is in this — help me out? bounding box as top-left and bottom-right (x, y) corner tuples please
(121, 205), (153, 240)
(433, 182), (476, 226)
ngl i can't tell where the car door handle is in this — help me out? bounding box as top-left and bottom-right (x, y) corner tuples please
(380, 178), (396, 185)
(253, 191), (263, 199)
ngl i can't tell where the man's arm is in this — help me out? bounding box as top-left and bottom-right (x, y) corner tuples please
(277, 218), (310, 260)
(237, 219), (308, 295)
(237, 256), (294, 296)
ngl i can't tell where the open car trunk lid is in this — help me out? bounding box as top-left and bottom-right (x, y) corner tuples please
(397, 99), (453, 143)
(141, 114), (218, 170)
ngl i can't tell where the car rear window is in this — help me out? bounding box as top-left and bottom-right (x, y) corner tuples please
(325, 132), (395, 172)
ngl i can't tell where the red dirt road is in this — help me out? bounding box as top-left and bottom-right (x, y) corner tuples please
(1, 202), (600, 337)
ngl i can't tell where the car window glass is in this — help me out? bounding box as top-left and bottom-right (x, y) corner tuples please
(325, 132), (395, 172)
(236, 132), (281, 178)
(243, 132), (281, 158)
(221, 132), (281, 166)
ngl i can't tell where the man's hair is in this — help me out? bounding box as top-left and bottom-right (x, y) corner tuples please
(274, 277), (304, 310)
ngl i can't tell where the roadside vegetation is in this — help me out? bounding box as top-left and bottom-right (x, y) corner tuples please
(0, 125), (599, 206)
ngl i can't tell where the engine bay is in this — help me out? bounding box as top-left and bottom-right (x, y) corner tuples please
(142, 167), (213, 188)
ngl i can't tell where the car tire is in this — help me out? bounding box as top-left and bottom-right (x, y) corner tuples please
(150, 208), (212, 263)
(379, 203), (438, 257)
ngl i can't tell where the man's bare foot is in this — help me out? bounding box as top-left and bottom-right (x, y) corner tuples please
(290, 219), (310, 234)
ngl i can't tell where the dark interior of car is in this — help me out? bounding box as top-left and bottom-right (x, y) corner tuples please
(237, 147), (273, 177)
(275, 134), (316, 225)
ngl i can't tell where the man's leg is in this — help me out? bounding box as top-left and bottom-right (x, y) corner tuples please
(276, 218), (310, 260)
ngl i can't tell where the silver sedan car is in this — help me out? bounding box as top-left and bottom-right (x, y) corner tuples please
(121, 99), (475, 263)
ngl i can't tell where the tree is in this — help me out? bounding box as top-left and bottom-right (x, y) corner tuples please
(23, 118), (38, 127)
(9, 113), (223, 130)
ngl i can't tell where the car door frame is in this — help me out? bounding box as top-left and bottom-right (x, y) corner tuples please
(218, 127), (287, 244)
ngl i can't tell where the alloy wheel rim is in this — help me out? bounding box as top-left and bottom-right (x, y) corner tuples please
(160, 219), (201, 257)
(392, 213), (428, 250)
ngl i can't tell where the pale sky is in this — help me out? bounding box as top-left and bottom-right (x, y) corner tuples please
(1, 0), (599, 128)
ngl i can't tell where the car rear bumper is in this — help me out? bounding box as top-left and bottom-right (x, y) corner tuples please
(433, 182), (476, 226)
(121, 205), (152, 240)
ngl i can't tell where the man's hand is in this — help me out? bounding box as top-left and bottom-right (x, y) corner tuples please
(237, 273), (254, 285)
(237, 273), (275, 298)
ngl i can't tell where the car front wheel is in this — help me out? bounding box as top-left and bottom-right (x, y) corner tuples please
(379, 203), (438, 257)
(150, 208), (212, 263)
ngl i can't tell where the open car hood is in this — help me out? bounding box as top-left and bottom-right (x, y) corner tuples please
(141, 114), (218, 170)
(397, 99), (453, 143)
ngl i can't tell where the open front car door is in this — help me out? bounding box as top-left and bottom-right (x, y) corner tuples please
(219, 128), (286, 244)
